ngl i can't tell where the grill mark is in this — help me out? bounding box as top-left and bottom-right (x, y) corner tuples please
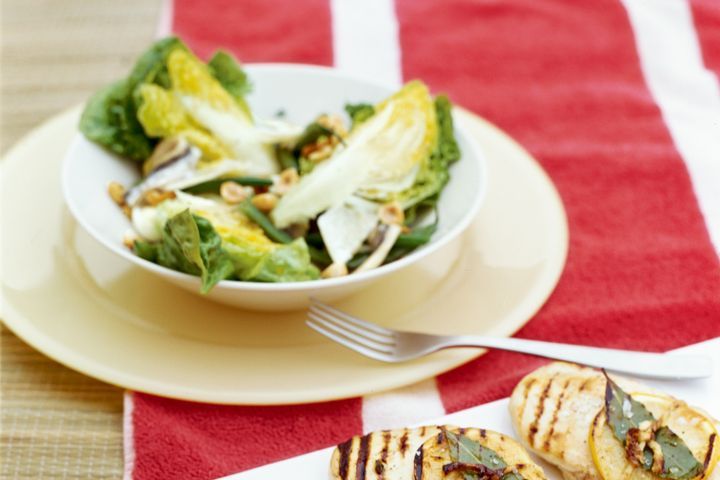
(419, 426), (426, 436)
(337, 438), (353, 480)
(377, 431), (391, 480)
(703, 433), (717, 473)
(458, 427), (466, 435)
(543, 378), (571, 451)
(480, 428), (487, 439)
(517, 378), (537, 421)
(413, 446), (424, 480)
(579, 377), (593, 392)
(399, 429), (410, 454)
(528, 375), (556, 447)
(356, 434), (371, 480)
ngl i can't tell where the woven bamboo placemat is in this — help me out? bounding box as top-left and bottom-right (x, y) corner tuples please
(1, 1), (162, 477)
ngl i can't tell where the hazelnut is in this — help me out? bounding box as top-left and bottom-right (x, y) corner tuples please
(108, 181), (126, 206)
(273, 168), (300, 195)
(220, 181), (252, 204)
(251, 192), (278, 212)
(378, 201), (405, 225)
(143, 188), (176, 206)
(317, 114), (348, 138)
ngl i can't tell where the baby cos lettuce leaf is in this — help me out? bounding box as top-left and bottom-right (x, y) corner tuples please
(80, 37), (256, 166)
(223, 236), (320, 283)
(166, 49), (279, 175)
(79, 37), (187, 161)
(271, 81), (437, 228)
(136, 83), (232, 161)
(394, 95), (460, 208)
(140, 209), (235, 293)
(136, 198), (319, 287)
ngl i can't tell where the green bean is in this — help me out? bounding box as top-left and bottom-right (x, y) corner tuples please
(347, 252), (370, 270)
(183, 176), (272, 194)
(308, 246), (332, 267)
(395, 224), (437, 248)
(238, 200), (293, 244)
(304, 232), (324, 248)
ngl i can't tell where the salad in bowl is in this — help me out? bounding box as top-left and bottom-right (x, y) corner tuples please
(67, 37), (484, 309)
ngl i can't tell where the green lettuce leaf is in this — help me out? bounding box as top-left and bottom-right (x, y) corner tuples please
(344, 103), (375, 129)
(80, 37), (254, 163)
(79, 79), (154, 160)
(80, 37), (187, 161)
(223, 236), (320, 282)
(154, 209), (234, 293)
(207, 50), (252, 117)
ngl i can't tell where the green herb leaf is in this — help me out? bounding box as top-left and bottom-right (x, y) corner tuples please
(156, 210), (234, 293)
(603, 372), (702, 479)
(344, 103), (375, 129)
(604, 372), (655, 441)
(443, 429), (524, 480)
(133, 240), (158, 262)
(655, 427), (703, 479)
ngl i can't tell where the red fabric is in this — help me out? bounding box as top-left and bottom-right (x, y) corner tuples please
(129, 1), (720, 478)
(394, 0), (720, 412)
(131, 394), (362, 478)
(690, 0), (720, 78)
(172, 0), (333, 64)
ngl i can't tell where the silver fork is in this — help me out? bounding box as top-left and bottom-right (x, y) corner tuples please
(306, 299), (713, 380)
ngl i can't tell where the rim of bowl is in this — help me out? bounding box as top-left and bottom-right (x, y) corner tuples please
(62, 63), (487, 293)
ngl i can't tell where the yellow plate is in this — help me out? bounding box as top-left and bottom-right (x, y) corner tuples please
(0, 106), (568, 405)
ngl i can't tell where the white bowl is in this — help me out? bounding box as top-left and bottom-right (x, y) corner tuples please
(62, 64), (486, 311)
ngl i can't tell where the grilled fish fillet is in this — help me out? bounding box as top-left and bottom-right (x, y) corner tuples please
(329, 426), (547, 479)
(509, 362), (719, 480)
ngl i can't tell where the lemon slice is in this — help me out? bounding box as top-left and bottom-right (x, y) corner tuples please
(415, 427), (547, 480)
(589, 392), (719, 480)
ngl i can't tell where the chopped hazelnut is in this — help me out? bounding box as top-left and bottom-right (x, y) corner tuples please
(273, 168), (300, 195)
(108, 181), (126, 206)
(251, 192), (279, 212)
(379, 201), (405, 225)
(143, 188), (176, 206)
(220, 181), (252, 204)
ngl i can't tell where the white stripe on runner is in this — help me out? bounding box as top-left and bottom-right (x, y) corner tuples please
(122, 391), (136, 480)
(361, 378), (446, 434)
(330, 0), (403, 87)
(331, 1), (447, 428)
(622, 0), (720, 257)
(155, 0), (174, 38)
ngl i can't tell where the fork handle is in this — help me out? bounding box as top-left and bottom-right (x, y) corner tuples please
(442, 336), (713, 380)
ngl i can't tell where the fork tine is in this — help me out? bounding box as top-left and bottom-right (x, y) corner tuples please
(306, 319), (396, 362)
(310, 299), (394, 336)
(307, 313), (395, 353)
(309, 306), (395, 345)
